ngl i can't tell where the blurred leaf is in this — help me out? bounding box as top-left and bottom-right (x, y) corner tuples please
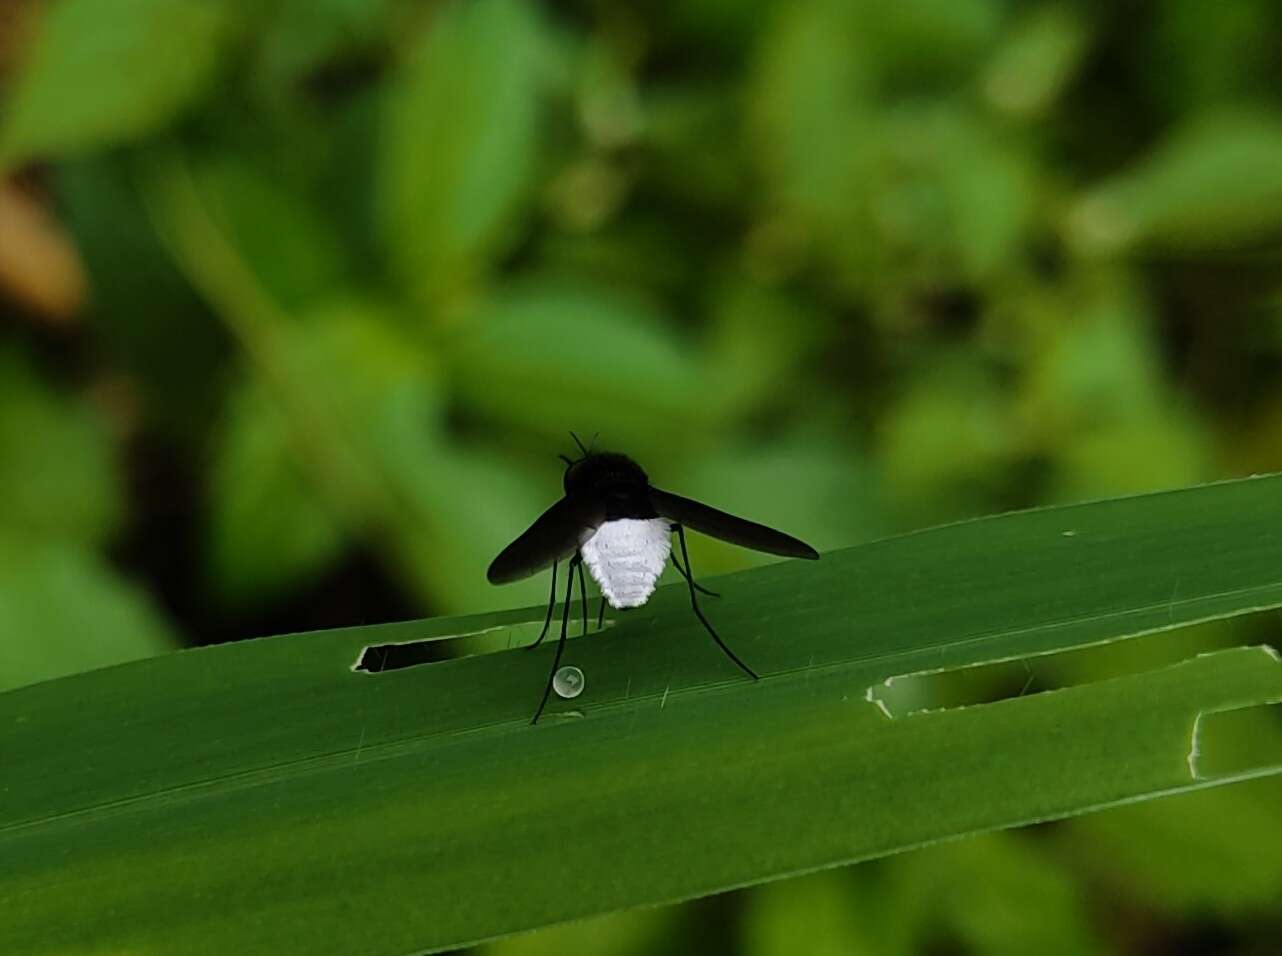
(275, 303), (558, 615)
(542, 156), (630, 234)
(982, 4), (1089, 119)
(1063, 776), (1282, 915)
(260, 299), (445, 577)
(644, 87), (750, 212)
(1050, 412), (1211, 502)
(1225, 391), (1282, 479)
(1148, 0), (1280, 112)
(892, 834), (1103, 956)
(391, 445), (552, 615)
(483, 905), (680, 956)
(251, 0), (394, 97)
(1019, 289), (1165, 436)
(1008, 280), (1212, 505)
(1013, 280), (1210, 503)
(869, 105), (1033, 286)
(878, 358), (1018, 520)
(57, 156), (227, 438)
(208, 382), (346, 607)
(227, 299), (547, 614)
(572, 38), (643, 153)
(705, 278), (821, 417)
(0, 535), (174, 691)
(750, 0), (866, 220)
(1068, 112), (1282, 254)
(450, 282), (715, 456)
(744, 871), (889, 956)
(0, 352), (121, 547)
(0, 180), (87, 320)
(659, 0), (777, 60)
(851, 0), (1002, 87)
(380, 0), (547, 308)
(193, 156), (348, 311)
(751, 0), (1004, 228)
(533, 216), (702, 304)
(669, 435), (882, 575)
(313, 86), (385, 275)
(754, 27), (1033, 297)
(280, 301), (440, 446)
(141, 148), (422, 530)
(0, 0), (229, 168)
(143, 146), (551, 615)
(7, 476), (1282, 951)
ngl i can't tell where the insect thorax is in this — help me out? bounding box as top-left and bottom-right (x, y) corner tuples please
(564, 452), (657, 520)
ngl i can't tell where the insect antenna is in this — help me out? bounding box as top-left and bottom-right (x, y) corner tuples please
(569, 431), (589, 456)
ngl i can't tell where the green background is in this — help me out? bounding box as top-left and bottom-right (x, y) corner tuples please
(2, 0), (1282, 952)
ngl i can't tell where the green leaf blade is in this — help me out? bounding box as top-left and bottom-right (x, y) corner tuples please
(0, 0), (229, 168)
(379, 0), (547, 307)
(5, 475), (1282, 954)
(0, 536), (175, 691)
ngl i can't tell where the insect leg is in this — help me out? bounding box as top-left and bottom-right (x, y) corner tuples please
(525, 560), (558, 650)
(596, 595), (606, 629)
(669, 546), (719, 597)
(533, 553), (579, 724)
(674, 523), (758, 680)
(576, 559), (589, 638)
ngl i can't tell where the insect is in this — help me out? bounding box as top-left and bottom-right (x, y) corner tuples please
(488, 435), (819, 722)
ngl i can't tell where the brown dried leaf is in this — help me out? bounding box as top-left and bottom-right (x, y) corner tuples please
(0, 179), (87, 321)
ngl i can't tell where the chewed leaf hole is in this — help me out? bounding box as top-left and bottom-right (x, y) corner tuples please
(353, 618), (611, 673)
(1191, 702), (1282, 780)
(356, 641), (443, 673)
(867, 629), (1227, 718)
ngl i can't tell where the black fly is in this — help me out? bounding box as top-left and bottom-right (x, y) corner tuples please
(488, 436), (819, 722)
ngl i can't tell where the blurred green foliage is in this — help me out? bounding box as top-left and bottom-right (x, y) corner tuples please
(3, 0), (1282, 951)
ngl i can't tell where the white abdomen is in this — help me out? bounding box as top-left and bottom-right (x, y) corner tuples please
(581, 518), (672, 609)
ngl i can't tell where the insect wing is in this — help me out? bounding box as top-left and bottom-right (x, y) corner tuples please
(649, 488), (819, 560)
(487, 497), (604, 584)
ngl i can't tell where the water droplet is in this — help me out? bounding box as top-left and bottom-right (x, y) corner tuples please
(553, 665), (585, 699)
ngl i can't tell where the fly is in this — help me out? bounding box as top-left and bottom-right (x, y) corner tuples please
(488, 435), (819, 722)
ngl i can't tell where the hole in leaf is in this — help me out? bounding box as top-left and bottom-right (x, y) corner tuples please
(1191, 702), (1282, 780)
(867, 624), (1241, 718)
(352, 619), (610, 673)
(356, 641), (442, 673)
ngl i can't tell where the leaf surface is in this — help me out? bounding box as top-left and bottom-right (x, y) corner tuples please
(4, 476), (1282, 954)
